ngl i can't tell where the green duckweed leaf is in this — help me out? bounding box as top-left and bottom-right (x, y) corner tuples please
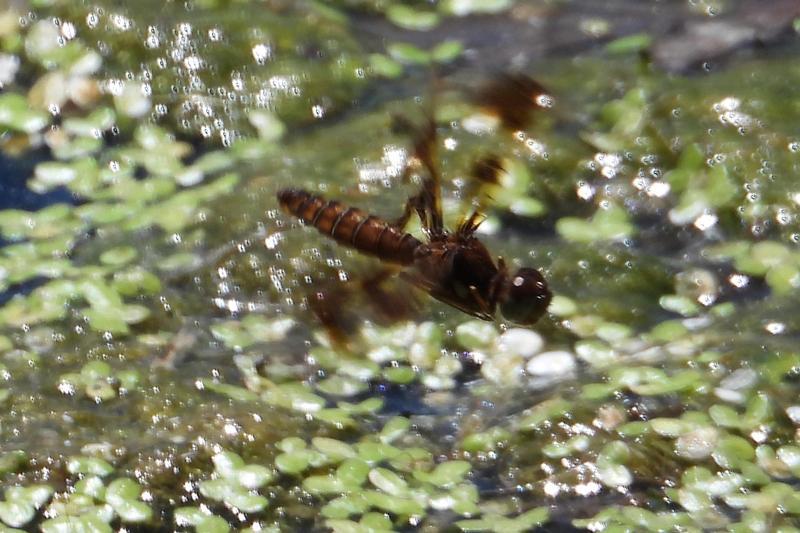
(99, 246), (138, 266)
(336, 360), (380, 381)
(302, 475), (346, 496)
(441, 0), (513, 16)
(519, 398), (572, 430)
(360, 512), (392, 530)
(111, 499), (152, 523)
(431, 40), (464, 63)
(766, 263), (800, 294)
(277, 437), (306, 453)
(174, 506), (207, 526)
(336, 459), (371, 488)
(357, 442), (402, 464)
(382, 366), (416, 384)
(211, 451), (245, 478)
(605, 33), (652, 54)
(321, 494), (370, 519)
(40, 515), (113, 533)
(457, 507), (549, 532)
(413, 461), (471, 488)
(386, 6), (440, 31)
(712, 435), (755, 469)
(386, 43), (431, 65)
(199, 480), (267, 513)
(317, 375), (368, 397)
(315, 408), (357, 428)
(274, 451), (311, 475)
(262, 384), (327, 413)
(312, 437), (356, 462)
(0, 93), (49, 133)
(368, 54), (403, 78)
(455, 320), (497, 349)
(461, 427), (511, 453)
(556, 204), (634, 243)
(209, 321), (254, 350)
(195, 515), (231, 533)
(111, 268), (162, 296)
(82, 309), (129, 335)
(543, 435), (591, 459)
(201, 380), (259, 402)
(379, 417), (411, 444)
(75, 477), (105, 500)
(0, 501), (35, 528)
(66, 457), (114, 477)
(512, 507), (550, 530)
(362, 490), (424, 516)
(235, 465), (274, 490)
(368, 467), (409, 497)
(336, 397), (384, 415)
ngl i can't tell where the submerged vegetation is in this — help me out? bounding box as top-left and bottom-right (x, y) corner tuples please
(1, 0), (800, 531)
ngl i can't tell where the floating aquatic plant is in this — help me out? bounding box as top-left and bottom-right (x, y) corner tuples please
(37, 475), (152, 531)
(0, 485), (53, 529)
(198, 451), (273, 514)
(58, 360), (140, 402)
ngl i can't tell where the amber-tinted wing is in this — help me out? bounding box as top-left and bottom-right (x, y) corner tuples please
(306, 266), (422, 348)
(393, 112), (445, 236)
(456, 211), (486, 238)
(471, 154), (505, 186)
(473, 73), (551, 131)
(454, 153), (506, 229)
(400, 270), (494, 321)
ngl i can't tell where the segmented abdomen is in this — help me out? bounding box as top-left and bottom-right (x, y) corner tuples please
(277, 188), (421, 266)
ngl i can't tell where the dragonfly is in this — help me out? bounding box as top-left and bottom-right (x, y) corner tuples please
(277, 73), (552, 328)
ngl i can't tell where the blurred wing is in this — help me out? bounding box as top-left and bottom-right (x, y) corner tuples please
(473, 73), (551, 131)
(413, 117), (444, 235)
(393, 111), (444, 236)
(398, 270), (494, 322)
(463, 153), (506, 216)
(456, 211), (486, 238)
(307, 266), (421, 348)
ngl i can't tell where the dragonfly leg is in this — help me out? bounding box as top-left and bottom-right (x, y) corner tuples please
(392, 192), (429, 231)
(468, 284), (493, 316)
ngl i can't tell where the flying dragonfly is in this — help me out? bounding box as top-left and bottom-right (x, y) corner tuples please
(277, 74), (552, 327)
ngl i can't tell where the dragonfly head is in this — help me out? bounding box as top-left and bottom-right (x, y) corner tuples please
(499, 267), (551, 325)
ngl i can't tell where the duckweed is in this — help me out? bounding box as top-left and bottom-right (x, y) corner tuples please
(555, 203), (635, 244)
(456, 507), (549, 533)
(386, 6), (440, 31)
(58, 360), (140, 402)
(441, 0), (514, 16)
(39, 475), (152, 531)
(174, 507), (231, 533)
(0, 485), (53, 529)
(198, 451), (272, 512)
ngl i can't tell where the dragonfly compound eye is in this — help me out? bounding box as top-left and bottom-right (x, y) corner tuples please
(499, 268), (551, 325)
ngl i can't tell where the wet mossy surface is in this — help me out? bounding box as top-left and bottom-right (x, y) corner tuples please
(2, 0), (800, 531)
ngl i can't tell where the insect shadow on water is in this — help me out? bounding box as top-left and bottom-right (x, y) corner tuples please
(277, 73), (554, 345)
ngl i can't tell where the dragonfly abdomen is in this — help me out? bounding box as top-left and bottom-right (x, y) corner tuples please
(277, 188), (421, 265)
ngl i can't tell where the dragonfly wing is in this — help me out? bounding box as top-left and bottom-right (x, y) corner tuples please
(398, 270), (495, 322)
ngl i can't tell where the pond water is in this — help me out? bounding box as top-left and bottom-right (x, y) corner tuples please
(1, 0), (800, 531)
